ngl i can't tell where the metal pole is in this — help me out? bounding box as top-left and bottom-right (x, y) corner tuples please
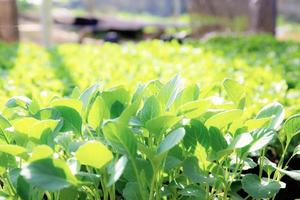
(40, 0), (52, 47)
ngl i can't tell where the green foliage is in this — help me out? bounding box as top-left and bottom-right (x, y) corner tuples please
(0, 76), (298, 199)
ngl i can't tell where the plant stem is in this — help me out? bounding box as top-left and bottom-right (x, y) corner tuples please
(131, 158), (147, 200)
(274, 143), (288, 180)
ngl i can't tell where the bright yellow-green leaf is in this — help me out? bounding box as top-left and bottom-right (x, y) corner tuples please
(0, 144), (27, 156)
(88, 96), (107, 129)
(245, 117), (271, 131)
(75, 141), (113, 169)
(51, 98), (83, 115)
(205, 109), (243, 129)
(29, 145), (53, 162)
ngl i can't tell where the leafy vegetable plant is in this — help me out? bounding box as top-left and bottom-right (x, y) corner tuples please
(0, 75), (299, 200)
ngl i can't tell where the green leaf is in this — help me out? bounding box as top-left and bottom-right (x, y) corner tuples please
(157, 75), (182, 110)
(177, 99), (211, 118)
(283, 114), (300, 143)
(277, 169), (300, 181)
(0, 114), (12, 143)
(88, 96), (108, 129)
(244, 117), (271, 131)
(6, 96), (32, 109)
(229, 132), (253, 149)
(79, 84), (99, 112)
(209, 127), (228, 152)
(146, 115), (181, 136)
(20, 158), (78, 192)
(223, 78), (245, 105)
(54, 106), (82, 134)
(256, 102), (284, 130)
(17, 175), (32, 200)
(173, 84), (199, 109)
(31, 119), (60, 140)
(29, 145), (53, 162)
(179, 185), (207, 198)
(183, 157), (214, 185)
(51, 98), (83, 115)
(293, 144), (300, 155)
(60, 187), (78, 200)
(123, 182), (142, 200)
(184, 119), (209, 152)
(248, 128), (276, 152)
(242, 174), (280, 199)
(75, 141), (113, 169)
(102, 86), (130, 118)
(259, 156), (276, 174)
(205, 109), (243, 129)
(0, 144), (27, 157)
(107, 155), (128, 187)
(157, 128), (185, 155)
(138, 96), (161, 123)
(103, 121), (137, 156)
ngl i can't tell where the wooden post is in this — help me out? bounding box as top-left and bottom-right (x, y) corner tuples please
(250, 0), (277, 35)
(0, 0), (19, 42)
(40, 0), (52, 47)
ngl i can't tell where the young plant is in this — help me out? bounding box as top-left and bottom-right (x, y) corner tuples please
(0, 75), (299, 200)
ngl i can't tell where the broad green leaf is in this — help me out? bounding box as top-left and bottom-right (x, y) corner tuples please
(179, 185), (207, 198)
(183, 157), (214, 185)
(31, 119), (60, 140)
(107, 155), (128, 187)
(75, 141), (113, 169)
(242, 174), (280, 199)
(6, 96), (32, 109)
(54, 106), (82, 134)
(177, 99), (211, 118)
(123, 182), (142, 200)
(223, 78), (245, 104)
(256, 102), (284, 130)
(0, 114), (11, 143)
(118, 100), (140, 125)
(51, 98), (83, 115)
(60, 187), (78, 200)
(13, 118), (59, 142)
(173, 84), (199, 109)
(283, 114), (300, 143)
(145, 115), (181, 136)
(138, 96), (161, 123)
(0, 114), (11, 130)
(88, 96), (108, 129)
(157, 128), (185, 155)
(244, 117), (271, 131)
(164, 155), (182, 171)
(248, 128), (275, 152)
(70, 86), (81, 99)
(13, 117), (39, 134)
(277, 168), (300, 181)
(79, 84), (99, 112)
(259, 156), (276, 174)
(103, 121), (137, 156)
(205, 109), (243, 129)
(294, 144), (300, 155)
(20, 158), (77, 192)
(102, 86), (130, 118)
(229, 132), (253, 149)
(184, 119), (209, 153)
(34, 108), (61, 120)
(0, 144), (27, 157)
(29, 145), (53, 162)
(17, 175), (32, 200)
(209, 127), (228, 152)
(157, 75), (182, 110)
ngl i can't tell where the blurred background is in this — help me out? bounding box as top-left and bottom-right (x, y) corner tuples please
(1, 0), (300, 45)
